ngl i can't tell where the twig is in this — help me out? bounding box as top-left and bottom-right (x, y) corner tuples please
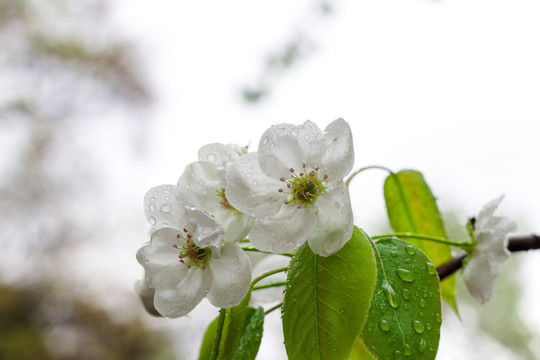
(437, 234), (540, 280)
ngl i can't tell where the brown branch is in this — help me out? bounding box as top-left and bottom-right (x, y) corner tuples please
(437, 234), (540, 280)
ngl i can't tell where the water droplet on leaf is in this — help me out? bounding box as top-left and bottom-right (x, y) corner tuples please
(412, 320), (425, 333)
(382, 281), (400, 308)
(396, 268), (415, 282)
(405, 245), (416, 255)
(426, 261), (437, 275)
(378, 320), (390, 332)
(418, 338), (427, 353)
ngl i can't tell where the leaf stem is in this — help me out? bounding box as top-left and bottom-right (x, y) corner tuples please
(251, 267), (289, 288)
(264, 302), (283, 315)
(345, 165), (394, 189)
(253, 281), (287, 291)
(241, 246), (293, 257)
(372, 232), (472, 248)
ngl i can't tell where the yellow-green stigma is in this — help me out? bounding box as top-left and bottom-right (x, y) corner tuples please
(216, 187), (240, 213)
(279, 164), (327, 208)
(172, 229), (212, 270)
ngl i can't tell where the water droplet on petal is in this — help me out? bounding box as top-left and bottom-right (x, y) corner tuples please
(148, 216), (156, 225)
(149, 204), (156, 211)
(291, 130), (299, 136)
(396, 268), (415, 282)
(379, 320), (390, 332)
(412, 320), (425, 333)
(161, 204), (171, 213)
(206, 153), (216, 162)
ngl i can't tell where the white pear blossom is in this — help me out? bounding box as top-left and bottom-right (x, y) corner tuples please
(225, 118), (354, 257)
(463, 195), (517, 304)
(177, 143), (254, 243)
(138, 189), (251, 317)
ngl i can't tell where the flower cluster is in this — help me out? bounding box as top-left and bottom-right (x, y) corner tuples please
(136, 118), (355, 317)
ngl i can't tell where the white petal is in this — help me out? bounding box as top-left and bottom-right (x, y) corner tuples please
(136, 228), (189, 289)
(320, 118), (355, 183)
(217, 211), (254, 243)
(307, 183), (354, 256)
(153, 269), (212, 317)
(135, 277), (160, 316)
(249, 205), (317, 253)
(475, 195), (504, 230)
(144, 185), (186, 229)
(198, 143), (243, 165)
(463, 254), (495, 304)
(258, 121), (326, 180)
(185, 207), (224, 249)
(207, 244), (252, 308)
(177, 161), (222, 213)
(225, 152), (285, 218)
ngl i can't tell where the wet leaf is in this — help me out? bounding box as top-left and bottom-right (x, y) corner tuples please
(282, 227), (377, 360)
(384, 169), (457, 312)
(361, 238), (441, 360)
(233, 307), (265, 360)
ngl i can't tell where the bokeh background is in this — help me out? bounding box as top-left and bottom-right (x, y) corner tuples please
(1, 0), (539, 359)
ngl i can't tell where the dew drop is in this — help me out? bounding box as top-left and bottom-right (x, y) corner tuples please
(404, 344), (412, 356)
(148, 216), (156, 225)
(396, 268), (415, 282)
(402, 288), (410, 301)
(262, 137), (268, 145)
(149, 204), (156, 212)
(291, 130), (299, 136)
(435, 313), (442, 323)
(418, 338), (427, 353)
(161, 204), (171, 213)
(378, 320), (390, 332)
(206, 153), (217, 162)
(426, 261), (437, 275)
(422, 289), (428, 298)
(405, 245), (416, 255)
(390, 250), (398, 257)
(246, 173), (252, 178)
(382, 281), (400, 309)
(412, 320), (425, 334)
(150, 197), (155, 202)
(339, 307), (345, 314)
(426, 322), (432, 330)
(419, 299), (426, 308)
(367, 324), (374, 332)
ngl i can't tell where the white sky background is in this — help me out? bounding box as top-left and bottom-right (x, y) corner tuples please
(96, 0), (540, 358)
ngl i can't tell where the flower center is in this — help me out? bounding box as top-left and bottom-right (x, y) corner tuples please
(278, 164), (327, 208)
(216, 187), (239, 213)
(172, 229), (212, 269)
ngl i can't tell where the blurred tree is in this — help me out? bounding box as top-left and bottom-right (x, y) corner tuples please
(0, 283), (174, 360)
(0, 0), (151, 283)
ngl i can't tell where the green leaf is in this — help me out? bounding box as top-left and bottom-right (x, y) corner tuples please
(361, 238), (442, 360)
(233, 307), (265, 360)
(282, 227), (377, 360)
(211, 290), (252, 360)
(384, 169), (457, 311)
(199, 317), (219, 360)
